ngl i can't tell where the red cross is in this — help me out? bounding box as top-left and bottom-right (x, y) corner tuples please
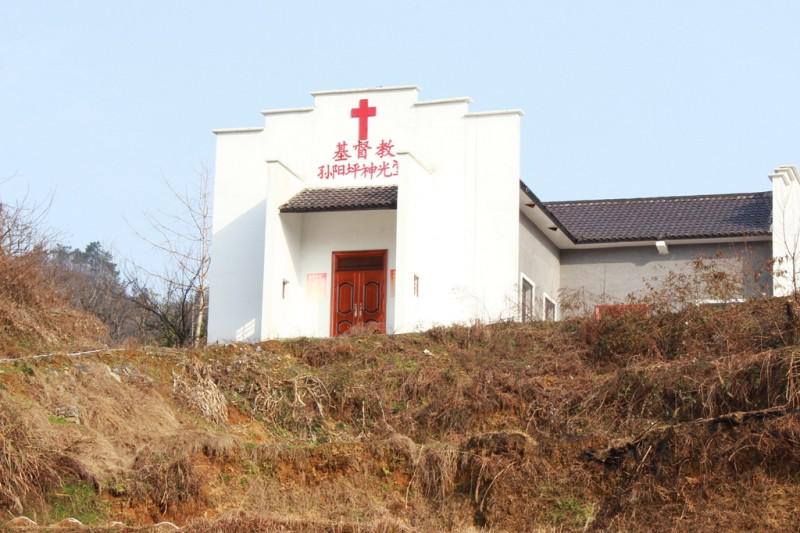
(351, 98), (376, 141)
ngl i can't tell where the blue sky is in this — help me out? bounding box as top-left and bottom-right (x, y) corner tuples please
(1, 1), (799, 267)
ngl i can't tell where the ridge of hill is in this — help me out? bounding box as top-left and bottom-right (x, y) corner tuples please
(1, 298), (799, 531)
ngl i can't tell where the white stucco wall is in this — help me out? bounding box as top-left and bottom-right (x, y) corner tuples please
(289, 209), (396, 338)
(207, 130), (267, 342)
(395, 105), (522, 331)
(261, 161), (305, 339)
(208, 87), (788, 341)
(464, 113), (522, 322)
(209, 87), (523, 341)
(770, 166), (800, 296)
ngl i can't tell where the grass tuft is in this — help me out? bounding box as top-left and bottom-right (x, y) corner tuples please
(45, 480), (107, 525)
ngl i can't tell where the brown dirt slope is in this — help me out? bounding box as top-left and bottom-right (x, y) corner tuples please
(1, 297), (799, 531)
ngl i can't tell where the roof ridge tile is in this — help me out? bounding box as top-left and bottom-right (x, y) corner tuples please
(543, 190), (771, 208)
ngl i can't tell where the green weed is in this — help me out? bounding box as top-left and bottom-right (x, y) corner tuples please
(547, 495), (595, 529)
(45, 481), (108, 525)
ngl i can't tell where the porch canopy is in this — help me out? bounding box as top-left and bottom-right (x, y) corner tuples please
(279, 185), (398, 213)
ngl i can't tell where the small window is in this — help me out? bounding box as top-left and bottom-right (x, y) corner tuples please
(543, 294), (557, 322)
(336, 254), (384, 272)
(521, 278), (534, 321)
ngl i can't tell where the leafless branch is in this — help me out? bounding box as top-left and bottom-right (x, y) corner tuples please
(126, 169), (212, 347)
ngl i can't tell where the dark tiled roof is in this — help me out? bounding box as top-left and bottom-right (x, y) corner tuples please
(280, 185), (398, 213)
(541, 191), (772, 244)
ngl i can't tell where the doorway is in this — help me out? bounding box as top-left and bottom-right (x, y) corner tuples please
(331, 250), (387, 336)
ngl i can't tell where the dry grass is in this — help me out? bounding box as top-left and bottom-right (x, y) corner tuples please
(131, 430), (235, 517)
(0, 395), (97, 522)
(0, 251), (107, 356)
(172, 359), (228, 424)
(0, 396), (59, 514)
(412, 442), (459, 501)
(185, 510), (413, 532)
(2, 292), (800, 530)
(184, 300), (799, 529)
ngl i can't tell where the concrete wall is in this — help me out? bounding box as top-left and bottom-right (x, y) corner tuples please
(210, 87), (523, 340)
(207, 130), (267, 342)
(518, 213), (561, 319)
(261, 162), (305, 339)
(465, 113), (522, 323)
(293, 209), (396, 338)
(394, 100), (472, 333)
(559, 241), (773, 313)
(393, 106), (522, 332)
(770, 166), (800, 296)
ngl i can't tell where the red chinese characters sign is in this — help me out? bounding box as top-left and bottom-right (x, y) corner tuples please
(318, 99), (400, 180)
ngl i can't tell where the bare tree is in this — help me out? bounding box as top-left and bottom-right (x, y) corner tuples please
(127, 169), (212, 347)
(0, 177), (55, 256)
(48, 242), (149, 342)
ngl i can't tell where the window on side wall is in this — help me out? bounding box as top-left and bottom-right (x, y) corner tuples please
(521, 276), (534, 321)
(543, 294), (557, 322)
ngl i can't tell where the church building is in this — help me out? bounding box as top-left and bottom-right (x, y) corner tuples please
(207, 86), (799, 342)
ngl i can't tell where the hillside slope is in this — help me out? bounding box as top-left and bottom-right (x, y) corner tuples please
(0, 252), (107, 356)
(1, 298), (799, 531)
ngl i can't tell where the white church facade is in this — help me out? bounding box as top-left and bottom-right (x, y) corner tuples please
(208, 86), (800, 342)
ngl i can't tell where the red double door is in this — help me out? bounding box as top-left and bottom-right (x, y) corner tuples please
(331, 250), (387, 336)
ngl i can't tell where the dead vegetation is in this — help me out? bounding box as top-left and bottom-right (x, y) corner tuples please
(185, 511), (414, 533)
(194, 294), (800, 531)
(0, 193), (108, 356)
(172, 359), (228, 424)
(0, 396), (59, 514)
(0, 251), (107, 356)
(0, 395), (98, 520)
(1, 285), (800, 530)
(131, 431), (235, 517)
